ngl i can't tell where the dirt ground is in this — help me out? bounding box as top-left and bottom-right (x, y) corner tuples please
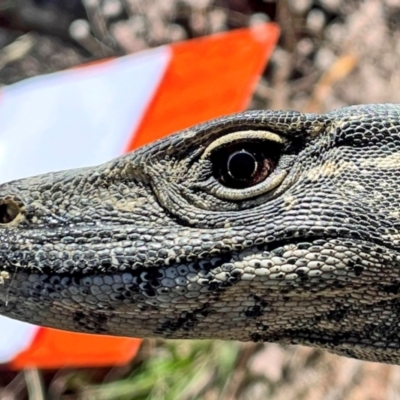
(1, 0), (400, 399)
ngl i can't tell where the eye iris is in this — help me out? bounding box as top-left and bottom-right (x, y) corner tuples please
(227, 150), (257, 180)
(211, 141), (280, 190)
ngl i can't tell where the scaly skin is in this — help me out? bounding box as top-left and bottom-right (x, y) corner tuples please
(1, 104), (400, 364)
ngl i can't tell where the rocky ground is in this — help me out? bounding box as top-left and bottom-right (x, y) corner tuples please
(1, 1), (400, 399)
(2, 0), (400, 110)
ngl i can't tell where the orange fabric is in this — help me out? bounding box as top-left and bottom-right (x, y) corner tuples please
(11, 328), (141, 369)
(126, 22), (279, 150)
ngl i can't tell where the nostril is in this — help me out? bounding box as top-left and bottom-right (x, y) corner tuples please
(0, 200), (20, 224)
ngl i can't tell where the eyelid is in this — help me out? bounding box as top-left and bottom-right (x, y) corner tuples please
(204, 169), (287, 201)
(201, 130), (286, 160)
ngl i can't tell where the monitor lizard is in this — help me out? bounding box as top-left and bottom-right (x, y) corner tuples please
(0, 103), (400, 364)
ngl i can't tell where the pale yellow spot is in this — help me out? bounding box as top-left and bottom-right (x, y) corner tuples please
(0, 271), (10, 285)
(182, 129), (196, 139)
(224, 220), (231, 229)
(114, 197), (147, 212)
(283, 195), (297, 211)
(360, 153), (400, 169)
(307, 161), (356, 181)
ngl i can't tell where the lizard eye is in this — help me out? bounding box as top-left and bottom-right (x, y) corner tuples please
(199, 130), (288, 201)
(212, 144), (277, 189)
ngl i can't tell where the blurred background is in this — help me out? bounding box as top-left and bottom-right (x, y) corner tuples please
(1, 0), (400, 399)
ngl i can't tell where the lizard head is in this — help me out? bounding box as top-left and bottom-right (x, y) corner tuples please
(1, 104), (400, 364)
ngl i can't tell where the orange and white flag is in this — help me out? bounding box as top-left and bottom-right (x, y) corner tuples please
(0, 23), (279, 369)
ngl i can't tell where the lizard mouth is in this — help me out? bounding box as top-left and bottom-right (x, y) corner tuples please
(0, 232), (373, 276)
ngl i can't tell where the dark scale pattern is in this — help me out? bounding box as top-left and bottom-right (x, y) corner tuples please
(2, 104), (400, 363)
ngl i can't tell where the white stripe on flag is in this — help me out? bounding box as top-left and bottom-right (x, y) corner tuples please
(0, 45), (171, 183)
(0, 316), (38, 363)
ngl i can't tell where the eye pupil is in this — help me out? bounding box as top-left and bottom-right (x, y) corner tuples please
(227, 150), (257, 181)
(211, 140), (280, 190)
